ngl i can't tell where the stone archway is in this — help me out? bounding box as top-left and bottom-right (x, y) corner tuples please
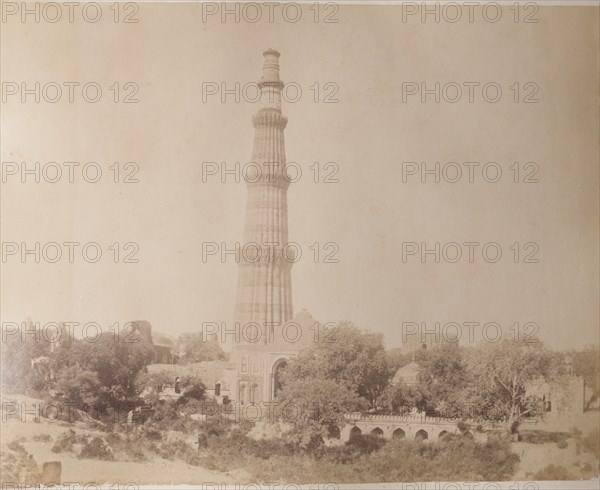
(392, 428), (406, 439)
(349, 426), (362, 440)
(438, 430), (450, 441)
(371, 427), (384, 437)
(415, 429), (428, 441)
(328, 426), (341, 439)
(271, 358), (288, 400)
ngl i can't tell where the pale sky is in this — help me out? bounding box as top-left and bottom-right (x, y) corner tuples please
(1, 3), (598, 350)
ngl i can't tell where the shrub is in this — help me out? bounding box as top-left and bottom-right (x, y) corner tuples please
(533, 464), (575, 480)
(150, 439), (200, 466)
(346, 434), (387, 454)
(245, 434), (519, 483)
(32, 433), (52, 443)
(182, 382), (206, 401)
(1, 440), (40, 485)
(174, 381), (207, 410)
(78, 436), (114, 461)
(141, 427), (162, 441)
(51, 429), (78, 453)
(198, 416), (232, 437)
(519, 430), (569, 445)
(127, 445), (147, 462)
(577, 427), (600, 458)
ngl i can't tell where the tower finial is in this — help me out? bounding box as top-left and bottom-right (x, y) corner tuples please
(260, 49), (282, 87)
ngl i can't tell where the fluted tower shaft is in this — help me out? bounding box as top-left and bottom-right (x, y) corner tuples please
(233, 49), (293, 330)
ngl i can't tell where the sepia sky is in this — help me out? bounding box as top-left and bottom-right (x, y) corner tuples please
(1, 3), (598, 351)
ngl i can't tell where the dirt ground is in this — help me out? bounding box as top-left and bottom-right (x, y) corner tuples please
(512, 439), (597, 480)
(512, 412), (600, 480)
(1, 416), (246, 486)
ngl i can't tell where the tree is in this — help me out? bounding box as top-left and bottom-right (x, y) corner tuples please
(53, 366), (104, 412)
(417, 343), (473, 417)
(1, 324), (52, 395)
(572, 345), (600, 410)
(466, 339), (561, 433)
(175, 332), (227, 363)
(283, 322), (390, 408)
(380, 381), (426, 414)
(276, 378), (368, 449)
(386, 346), (429, 373)
(135, 369), (176, 395)
(52, 330), (155, 414)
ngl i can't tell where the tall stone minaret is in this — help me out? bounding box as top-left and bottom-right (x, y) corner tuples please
(233, 49), (293, 332)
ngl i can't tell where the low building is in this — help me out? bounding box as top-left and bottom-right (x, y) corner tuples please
(145, 361), (236, 403)
(153, 343), (174, 364)
(130, 320), (175, 364)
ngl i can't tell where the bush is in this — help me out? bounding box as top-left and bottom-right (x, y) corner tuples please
(346, 434), (387, 454)
(247, 434), (519, 483)
(533, 464), (575, 480)
(174, 381), (207, 411)
(197, 416), (232, 437)
(78, 436), (114, 461)
(141, 427), (162, 441)
(51, 429), (78, 453)
(32, 433), (52, 442)
(519, 430), (569, 445)
(577, 427), (600, 458)
(1, 440), (40, 485)
(182, 382), (206, 401)
(151, 439), (200, 466)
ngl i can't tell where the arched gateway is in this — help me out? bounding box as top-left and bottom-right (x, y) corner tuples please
(271, 358), (288, 399)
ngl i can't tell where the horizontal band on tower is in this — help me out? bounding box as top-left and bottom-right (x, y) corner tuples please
(252, 110), (288, 129)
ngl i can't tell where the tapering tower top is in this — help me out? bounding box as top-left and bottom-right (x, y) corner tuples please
(259, 48), (283, 89)
(256, 48), (285, 113)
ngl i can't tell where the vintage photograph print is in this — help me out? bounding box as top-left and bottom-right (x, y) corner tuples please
(1, 1), (599, 489)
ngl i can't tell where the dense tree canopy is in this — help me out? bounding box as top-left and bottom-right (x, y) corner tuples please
(385, 340), (567, 433)
(1, 324), (155, 416)
(379, 381), (426, 415)
(277, 378), (368, 448)
(282, 322), (390, 408)
(175, 333), (228, 363)
(51, 331), (155, 414)
(462, 340), (562, 433)
(416, 343), (473, 417)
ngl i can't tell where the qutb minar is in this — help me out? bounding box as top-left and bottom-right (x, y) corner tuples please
(230, 50), (316, 404)
(233, 48), (293, 329)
